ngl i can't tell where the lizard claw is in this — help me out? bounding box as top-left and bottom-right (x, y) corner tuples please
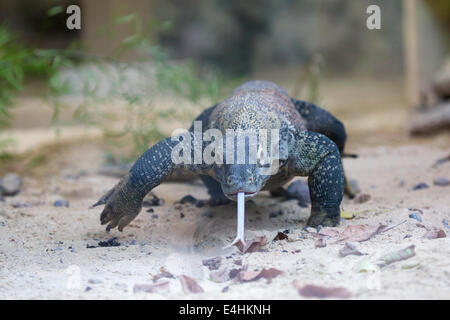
(94, 175), (143, 232)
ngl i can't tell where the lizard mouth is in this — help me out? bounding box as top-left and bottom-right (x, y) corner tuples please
(226, 191), (257, 198)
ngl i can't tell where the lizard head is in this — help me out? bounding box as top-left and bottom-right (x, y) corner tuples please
(214, 140), (279, 200)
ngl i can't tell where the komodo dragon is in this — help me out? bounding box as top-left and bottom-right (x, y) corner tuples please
(93, 80), (353, 231)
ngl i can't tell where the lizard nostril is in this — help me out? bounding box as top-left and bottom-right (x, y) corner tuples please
(248, 176), (253, 183)
(227, 176), (234, 185)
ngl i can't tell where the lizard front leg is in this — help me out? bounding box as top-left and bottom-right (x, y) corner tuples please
(93, 133), (205, 231)
(288, 131), (344, 227)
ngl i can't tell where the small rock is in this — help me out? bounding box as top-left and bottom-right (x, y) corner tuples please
(54, 199), (69, 207)
(146, 208), (154, 213)
(269, 210), (283, 218)
(202, 256), (222, 270)
(11, 202), (32, 208)
(349, 179), (361, 194)
(354, 193), (371, 204)
(424, 229), (446, 239)
(180, 195), (198, 205)
(180, 212), (185, 219)
(433, 176), (450, 187)
(412, 182), (429, 191)
(88, 279), (102, 284)
(179, 194), (206, 207)
(151, 214), (158, 219)
(339, 242), (365, 257)
(285, 180), (311, 207)
(315, 238), (326, 248)
(143, 192), (164, 206)
(0, 173), (22, 196)
(409, 212), (422, 222)
(202, 211), (213, 218)
(98, 237), (120, 247)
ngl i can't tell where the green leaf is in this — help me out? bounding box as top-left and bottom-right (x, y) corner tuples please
(47, 5), (64, 17)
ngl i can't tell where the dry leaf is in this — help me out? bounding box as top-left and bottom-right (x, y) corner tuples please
(317, 228), (340, 238)
(236, 268), (283, 284)
(133, 281), (169, 294)
(335, 224), (386, 243)
(179, 275), (204, 294)
(339, 242), (365, 257)
(233, 236), (267, 253)
(378, 245), (416, 266)
(358, 259), (378, 272)
(202, 256), (222, 270)
(229, 266), (247, 280)
(236, 270), (261, 282)
(424, 229), (446, 239)
(152, 267), (175, 281)
(315, 238), (327, 248)
(340, 211), (355, 219)
(293, 281), (351, 298)
(273, 232), (289, 241)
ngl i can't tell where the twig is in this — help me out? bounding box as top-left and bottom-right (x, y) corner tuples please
(381, 220), (407, 233)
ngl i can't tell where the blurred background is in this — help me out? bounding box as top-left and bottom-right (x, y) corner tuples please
(0, 0), (449, 175)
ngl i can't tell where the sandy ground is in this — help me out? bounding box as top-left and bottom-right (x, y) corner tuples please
(0, 140), (449, 300)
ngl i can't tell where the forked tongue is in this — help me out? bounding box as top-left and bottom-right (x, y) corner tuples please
(223, 192), (246, 249)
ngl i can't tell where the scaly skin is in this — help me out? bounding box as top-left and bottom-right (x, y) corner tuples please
(94, 80), (347, 230)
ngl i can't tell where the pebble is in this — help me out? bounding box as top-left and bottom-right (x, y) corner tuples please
(202, 211), (213, 218)
(54, 199), (69, 207)
(349, 179), (361, 194)
(179, 194), (204, 207)
(142, 193), (164, 206)
(88, 279), (102, 284)
(269, 210), (284, 218)
(11, 202), (32, 208)
(354, 193), (371, 204)
(412, 182), (429, 191)
(433, 177), (450, 187)
(285, 180), (311, 207)
(0, 173), (22, 196)
(408, 212), (422, 222)
(202, 256), (222, 270)
(98, 237), (120, 247)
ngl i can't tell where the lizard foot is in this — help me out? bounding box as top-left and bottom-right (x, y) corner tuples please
(307, 207), (340, 227)
(92, 175), (143, 232)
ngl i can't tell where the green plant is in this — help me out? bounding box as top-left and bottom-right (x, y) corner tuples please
(0, 24), (73, 128)
(46, 14), (228, 162)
